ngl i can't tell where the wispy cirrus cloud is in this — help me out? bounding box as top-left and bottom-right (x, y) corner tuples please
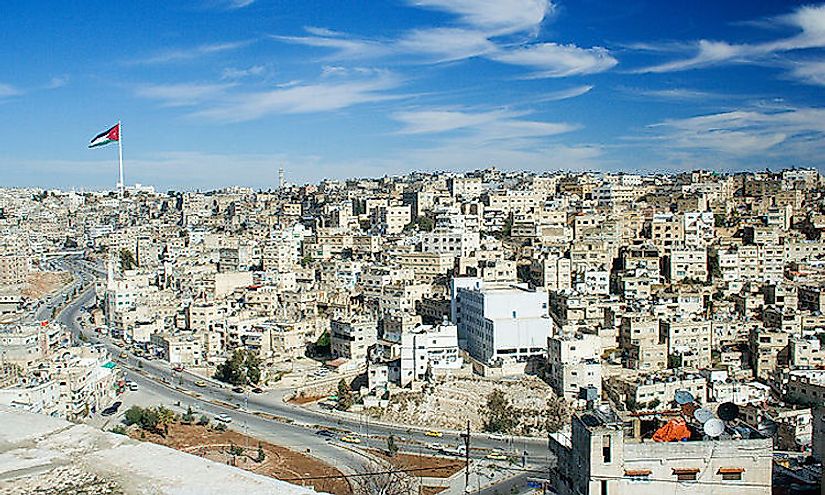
(221, 65), (268, 80)
(534, 84), (593, 102)
(128, 40), (253, 65)
(491, 43), (617, 77)
(191, 70), (404, 122)
(135, 82), (236, 107)
(409, 0), (553, 36)
(391, 107), (578, 149)
(273, 0), (616, 78)
(634, 3), (825, 80)
(0, 83), (22, 98)
(638, 105), (825, 157)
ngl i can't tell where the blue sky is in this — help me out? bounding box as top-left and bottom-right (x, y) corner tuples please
(2, 0), (825, 190)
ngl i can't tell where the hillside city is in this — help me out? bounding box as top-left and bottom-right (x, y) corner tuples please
(1, 167), (824, 494)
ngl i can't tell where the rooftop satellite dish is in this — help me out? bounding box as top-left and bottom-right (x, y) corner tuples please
(718, 402), (740, 422)
(704, 419), (725, 437)
(694, 408), (714, 424)
(674, 390), (694, 405)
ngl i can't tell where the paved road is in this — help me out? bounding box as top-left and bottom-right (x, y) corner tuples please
(55, 258), (555, 492)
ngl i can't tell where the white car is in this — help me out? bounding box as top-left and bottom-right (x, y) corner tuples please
(214, 413), (233, 423)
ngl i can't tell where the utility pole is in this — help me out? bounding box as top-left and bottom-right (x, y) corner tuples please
(461, 420), (471, 492)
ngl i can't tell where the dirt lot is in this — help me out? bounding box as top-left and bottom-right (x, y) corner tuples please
(367, 449), (464, 479)
(289, 393), (327, 405)
(375, 376), (566, 436)
(129, 423), (351, 494)
(20, 270), (72, 299)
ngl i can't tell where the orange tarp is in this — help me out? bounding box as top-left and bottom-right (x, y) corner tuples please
(652, 418), (691, 442)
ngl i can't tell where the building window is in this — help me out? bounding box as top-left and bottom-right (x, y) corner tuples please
(601, 479), (608, 494)
(718, 467), (744, 481)
(673, 468), (699, 481)
(602, 435), (611, 463)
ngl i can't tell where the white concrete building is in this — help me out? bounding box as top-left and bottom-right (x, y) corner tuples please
(547, 333), (602, 405)
(452, 279), (553, 365)
(398, 322), (463, 387)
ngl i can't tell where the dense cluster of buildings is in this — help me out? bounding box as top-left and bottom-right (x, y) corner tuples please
(2, 167), (825, 492)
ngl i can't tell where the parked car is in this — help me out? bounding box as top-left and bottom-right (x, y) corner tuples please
(214, 413), (232, 423)
(232, 386), (244, 394)
(251, 387), (263, 394)
(128, 382), (138, 391)
(424, 430), (443, 438)
(194, 380), (206, 387)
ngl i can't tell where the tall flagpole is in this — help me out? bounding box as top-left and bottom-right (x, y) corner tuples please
(117, 120), (124, 197)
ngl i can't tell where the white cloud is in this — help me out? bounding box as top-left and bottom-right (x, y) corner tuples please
(492, 43), (617, 77)
(227, 0), (255, 9)
(635, 4), (825, 75)
(135, 83), (235, 107)
(534, 84), (593, 102)
(642, 105), (825, 156)
(45, 76), (69, 89)
(626, 87), (724, 100)
(270, 32), (389, 60)
(272, 0), (616, 78)
(408, 0), (553, 36)
(391, 107), (578, 145)
(221, 65), (267, 80)
(787, 59), (825, 86)
(129, 40), (252, 65)
(393, 108), (526, 134)
(397, 28), (497, 62)
(0, 83), (21, 98)
(192, 71), (403, 122)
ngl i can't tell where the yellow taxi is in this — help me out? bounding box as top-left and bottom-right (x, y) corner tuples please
(424, 430), (443, 438)
(194, 380), (207, 387)
(340, 435), (361, 444)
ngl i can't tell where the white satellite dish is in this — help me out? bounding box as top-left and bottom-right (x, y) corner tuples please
(704, 419), (725, 437)
(694, 408), (714, 424)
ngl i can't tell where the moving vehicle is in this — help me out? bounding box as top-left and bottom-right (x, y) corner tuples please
(214, 413), (232, 423)
(424, 430), (443, 438)
(194, 380), (206, 387)
(232, 386), (245, 394)
(128, 382), (138, 391)
(251, 387), (263, 394)
(316, 430), (336, 438)
(485, 451), (508, 461)
(118, 352), (127, 359)
(339, 435), (361, 444)
(171, 363), (184, 372)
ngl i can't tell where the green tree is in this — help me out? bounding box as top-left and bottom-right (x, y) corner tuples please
(197, 414), (210, 426)
(110, 425), (128, 435)
(256, 443), (266, 463)
(123, 406), (145, 426)
(482, 389), (519, 434)
(416, 216), (435, 232)
(181, 405), (195, 424)
(214, 349), (262, 385)
(119, 248), (136, 271)
(313, 331), (331, 355)
(337, 378), (353, 411)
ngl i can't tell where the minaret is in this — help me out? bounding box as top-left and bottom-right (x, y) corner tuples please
(278, 167), (285, 190)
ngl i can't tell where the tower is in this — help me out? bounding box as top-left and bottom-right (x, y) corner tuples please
(278, 167), (285, 190)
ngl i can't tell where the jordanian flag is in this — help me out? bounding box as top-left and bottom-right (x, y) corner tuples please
(88, 123), (120, 148)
